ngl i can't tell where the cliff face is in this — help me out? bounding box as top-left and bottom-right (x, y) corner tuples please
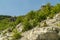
(0, 13), (60, 40)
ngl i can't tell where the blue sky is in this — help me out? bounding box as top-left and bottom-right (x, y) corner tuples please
(0, 0), (60, 16)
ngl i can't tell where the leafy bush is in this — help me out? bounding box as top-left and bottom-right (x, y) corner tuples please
(12, 29), (22, 40)
(22, 18), (38, 32)
(30, 19), (38, 27)
(26, 11), (35, 20)
(22, 18), (33, 32)
(15, 16), (24, 24)
(0, 3), (60, 31)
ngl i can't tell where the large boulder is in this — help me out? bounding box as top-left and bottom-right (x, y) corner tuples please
(36, 32), (59, 40)
(20, 26), (60, 40)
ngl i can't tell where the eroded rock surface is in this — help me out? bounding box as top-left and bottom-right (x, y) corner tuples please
(0, 13), (60, 40)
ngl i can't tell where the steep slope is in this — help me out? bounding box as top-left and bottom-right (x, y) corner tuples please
(0, 3), (60, 40)
(0, 13), (60, 40)
(20, 13), (60, 40)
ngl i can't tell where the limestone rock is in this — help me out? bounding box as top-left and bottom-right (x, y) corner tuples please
(1, 13), (60, 40)
(20, 26), (60, 40)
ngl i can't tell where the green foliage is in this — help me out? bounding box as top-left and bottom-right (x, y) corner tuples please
(12, 29), (22, 40)
(22, 18), (39, 32)
(0, 3), (60, 32)
(30, 19), (38, 27)
(22, 18), (33, 32)
(0, 18), (10, 30)
(54, 4), (60, 13)
(26, 11), (36, 20)
(15, 16), (24, 25)
(0, 15), (11, 20)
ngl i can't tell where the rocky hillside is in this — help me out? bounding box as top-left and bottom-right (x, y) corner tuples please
(0, 13), (60, 40)
(20, 13), (60, 40)
(0, 3), (60, 40)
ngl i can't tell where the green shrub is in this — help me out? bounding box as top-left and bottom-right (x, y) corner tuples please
(22, 18), (33, 32)
(12, 29), (22, 40)
(0, 3), (60, 31)
(30, 19), (38, 27)
(22, 22), (32, 32)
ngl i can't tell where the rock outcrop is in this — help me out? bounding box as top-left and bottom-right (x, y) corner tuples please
(0, 13), (60, 40)
(20, 26), (60, 40)
(20, 13), (60, 40)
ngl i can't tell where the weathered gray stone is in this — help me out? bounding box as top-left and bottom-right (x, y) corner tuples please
(1, 13), (60, 40)
(36, 32), (59, 40)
